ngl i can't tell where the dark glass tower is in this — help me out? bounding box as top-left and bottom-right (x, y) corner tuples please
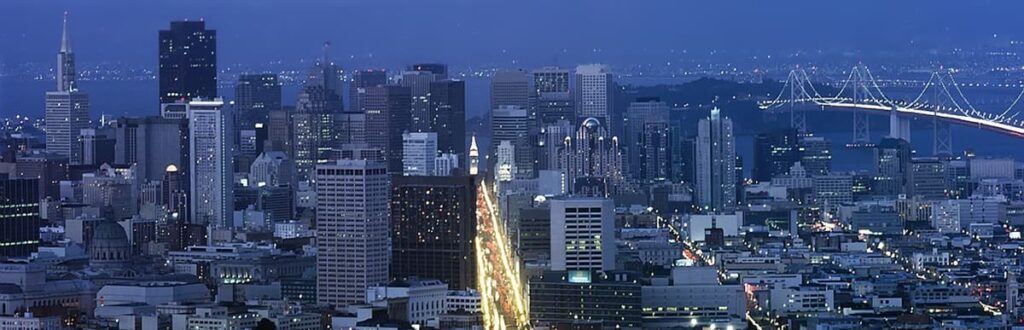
(428, 80), (466, 158)
(390, 175), (476, 290)
(235, 74), (282, 131)
(0, 177), (40, 258)
(363, 85), (412, 172)
(159, 21), (217, 104)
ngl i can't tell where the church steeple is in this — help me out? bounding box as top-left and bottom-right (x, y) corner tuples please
(56, 11), (76, 92)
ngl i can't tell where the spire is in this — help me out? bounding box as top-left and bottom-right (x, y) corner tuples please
(60, 11), (71, 53)
(322, 41), (331, 66)
(469, 135), (479, 176)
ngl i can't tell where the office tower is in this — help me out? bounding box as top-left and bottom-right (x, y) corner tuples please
(538, 120), (573, 171)
(491, 106), (532, 179)
(338, 111), (366, 146)
(249, 151), (295, 188)
(798, 135), (832, 176)
(695, 108), (736, 213)
(402, 132), (438, 176)
(159, 21), (216, 104)
(469, 136), (479, 176)
(46, 13), (90, 164)
(402, 67), (442, 132)
(363, 85), (412, 172)
(390, 175), (476, 290)
(559, 118), (625, 197)
(292, 48), (344, 180)
(9, 154), (68, 200)
(490, 70), (530, 110)
(111, 116), (189, 183)
(350, 69), (388, 113)
(315, 160), (390, 307)
(267, 109), (292, 155)
(574, 64), (613, 123)
(428, 80), (466, 157)
(0, 178), (40, 258)
(533, 66), (574, 127)
(550, 198), (616, 271)
(874, 137), (912, 196)
(188, 99), (231, 227)
(494, 141), (516, 182)
(160, 101), (189, 120)
(234, 74), (281, 133)
(909, 157), (947, 200)
(304, 43), (345, 107)
(814, 174), (854, 207)
(81, 165), (137, 221)
(625, 98), (670, 183)
(533, 66), (570, 95)
(78, 128), (116, 166)
(753, 128), (800, 182)
(434, 153), (459, 176)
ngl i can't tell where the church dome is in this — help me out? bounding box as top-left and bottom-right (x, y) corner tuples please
(89, 221), (131, 272)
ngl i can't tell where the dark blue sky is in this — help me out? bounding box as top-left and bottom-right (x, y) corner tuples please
(0, 0), (1021, 69)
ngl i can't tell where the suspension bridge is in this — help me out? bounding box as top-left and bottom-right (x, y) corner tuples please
(759, 64), (1024, 154)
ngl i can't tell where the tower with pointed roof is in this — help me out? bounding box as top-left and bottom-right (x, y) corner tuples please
(46, 12), (90, 163)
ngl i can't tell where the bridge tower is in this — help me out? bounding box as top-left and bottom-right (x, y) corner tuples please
(930, 70), (953, 156)
(889, 105), (911, 142)
(788, 70), (808, 133)
(851, 65), (871, 145)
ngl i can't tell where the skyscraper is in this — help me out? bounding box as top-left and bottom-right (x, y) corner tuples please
(159, 21), (217, 104)
(798, 135), (832, 176)
(0, 177), (40, 258)
(696, 108), (737, 213)
(533, 66), (574, 127)
(111, 116), (189, 183)
(574, 64), (613, 123)
(625, 98), (670, 183)
(188, 99), (231, 227)
(234, 73), (282, 133)
(316, 159), (390, 307)
(752, 128), (800, 182)
(549, 198), (616, 272)
(874, 137), (912, 196)
(363, 85), (412, 172)
(559, 118), (625, 197)
(428, 80), (467, 158)
(350, 69), (388, 113)
(402, 70), (438, 132)
(390, 175), (476, 290)
(46, 13), (90, 164)
(490, 105), (532, 178)
(490, 70), (530, 110)
(292, 47), (344, 180)
(402, 132), (438, 176)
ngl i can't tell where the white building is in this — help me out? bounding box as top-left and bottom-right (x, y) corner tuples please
(766, 287), (835, 314)
(445, 290), (481, 314)
(402, 132), (438, 176)
(495, 140), (516, 182)
(249, 151), (295, 188)
(574, 64), (613, 120)
(550, 198), (616, 271)
(188, 98), (231, 227)
(316, 160), (390, 307)
(641, 267), (747, 329)
(45, 15), (90, 164)
(366, 278), (448, 325)
(434, 153), (459, 176)
(0, 314), (65, 330)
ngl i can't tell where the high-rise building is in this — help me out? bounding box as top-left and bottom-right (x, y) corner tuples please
(559, 118), (625, 197)
(402, 70), (437, 132)
(695, 108), (737, 213)
(533, 66), (574, 128)
(234, 74), (281, 133)
(753, 128), (801, 182)
(45, 13), (90, 164)
(159, 21), (216, 104)
(909, 157), (947, 200)
(111, 116), (189, 183)
(402, 132), (438, 177)
(350, 69), (388, 113)
(187, 99), (231, 227)
(363, 85), (413, 173)
(798, 135), (832, 176)
(874, 138), (912, 196)
(407, 63), (448, 80)
(315, 160), (390, 307)
(0, 177), (40, 258)
(574, 64), (613, 124)
(490, 106), (532, 179)
(428, 80), (466, 158)
(550, 198), (616, 271)
(390, 175), (476, 290)
(490, 70), (530, 110)
(292, 48), (344, 180)
(625, 98), (670, 183)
